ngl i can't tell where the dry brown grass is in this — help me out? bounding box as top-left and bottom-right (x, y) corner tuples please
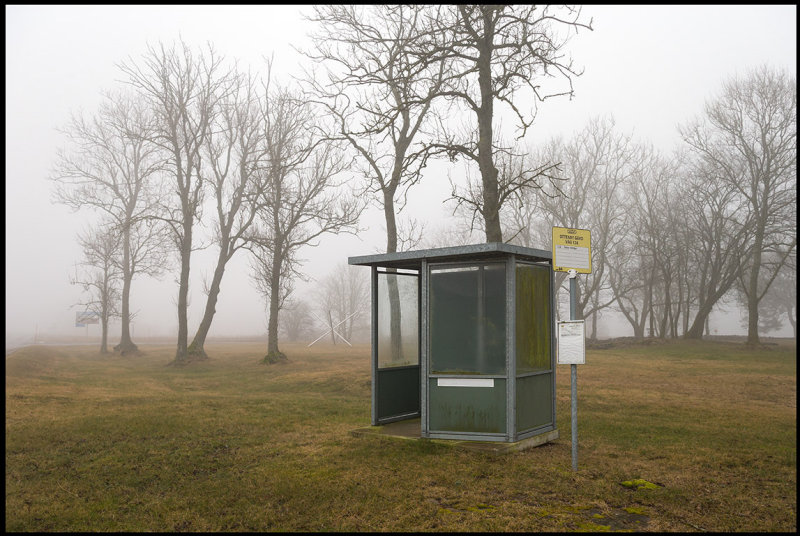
(5, 339), (796, 532)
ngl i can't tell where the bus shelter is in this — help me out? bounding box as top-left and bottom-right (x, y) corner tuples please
(348, 242), (557, 443)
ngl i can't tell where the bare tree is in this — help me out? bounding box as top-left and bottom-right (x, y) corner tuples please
(421, 4), (592, 242)
(770, 254), (797, 339)
(679, 156), (751, 339)
(446, 136), (564, 242)
(52, 91), (167, 355)
(304, 5), (447, 363)
(249, 74), (362, 363)
(119, 40), (235, 364)
(500, 116), (631, 337)
(70, 224), (121, 354)
(304, 5), (444, 255)
(608, 144), (675, 338)
(187, 69), (268, 359)
(279, 298), (317, 342)
(608, 238), (651, 339)
(680, 65), (796, 345)
(662, 168), (694, 338)
(736, 251), (797, 338)
(420, 219), (483, 249)
(315, 262), (370, 344)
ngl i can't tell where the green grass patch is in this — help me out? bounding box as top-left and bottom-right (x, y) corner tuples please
(620, 479), (660, 490)
(5, 339), (797, 532)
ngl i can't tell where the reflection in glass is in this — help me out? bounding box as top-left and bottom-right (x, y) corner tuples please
(377, 273), (419, 368)
(430, 263), (506, 374)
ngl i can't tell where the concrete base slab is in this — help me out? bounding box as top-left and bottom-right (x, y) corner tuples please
(350, 418), (559, 454)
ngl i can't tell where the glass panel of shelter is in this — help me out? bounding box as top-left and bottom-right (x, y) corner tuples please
(374, 269), (420, 424)
(376, 270), (419, 369)
(429, 261), (506, 376)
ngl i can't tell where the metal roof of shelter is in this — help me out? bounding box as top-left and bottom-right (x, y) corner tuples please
(348, 242), (551, 270)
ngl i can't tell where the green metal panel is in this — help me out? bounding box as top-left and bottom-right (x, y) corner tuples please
(516, 263), (552, 374)
(428, 378), (507, 434)
(377, 366), (420, 422)
(516, 374), (553, 432)
(515, 262), (554, 435)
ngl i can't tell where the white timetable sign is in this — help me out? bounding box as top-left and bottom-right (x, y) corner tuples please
(557, 320), (586, 365)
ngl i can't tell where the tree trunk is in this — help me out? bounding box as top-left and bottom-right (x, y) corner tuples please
(100, 311), (109, 354)
(745, 207), (767, 345)
(685, 302), (713, 339)
(115, 220), (139, 355)
(633, 323), (645, 339)
(328, 310), (337, 344)
(267, 281), (281, 357)
(115, 272), (137, 351)
(637, 301), (648, 339)
(100, 276), (110, 354)
(264, 246), (287, 363)
(589, 287), (600, 341)
(173, 219), (192, 364)
(188, 242), (230, 360)
(383, 190), (404, 363)
(683, 302), (690, 336)
(476, 27), (502, 243)
(745, 260), (762, 346)
(659, 282), (671, 339)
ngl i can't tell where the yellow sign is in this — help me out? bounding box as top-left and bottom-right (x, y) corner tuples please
(552, 227), (592, 273)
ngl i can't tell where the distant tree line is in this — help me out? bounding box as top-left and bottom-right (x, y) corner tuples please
(52, 6), (794, 366)
(498, 67), (796, 344)
(53, 42), (362, 364)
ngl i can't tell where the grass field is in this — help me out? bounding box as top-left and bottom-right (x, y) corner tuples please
(5, 339), (796, 532)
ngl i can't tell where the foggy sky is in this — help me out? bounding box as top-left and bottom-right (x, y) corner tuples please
(5, 5), (797, 344)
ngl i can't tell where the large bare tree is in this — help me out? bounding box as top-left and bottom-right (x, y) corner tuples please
(304, 5), (447, 363)
(679, 156), (752, 339)
(187, 69), (268, 359)
(421, 4), (592, 242)
(506, 116), (632, 336)
(608, 144), (676, 338)
(119, 40), (234, 364)
(304, 4), (444, 255)
(249, 74), (362, 363)
(680, 65), (796, 345)
(53, 91), (167, 355)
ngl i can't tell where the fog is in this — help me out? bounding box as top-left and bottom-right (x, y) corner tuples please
(5, 5), (797, 347)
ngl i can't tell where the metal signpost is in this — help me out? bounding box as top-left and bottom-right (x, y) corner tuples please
(552, 227), (591, 471)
